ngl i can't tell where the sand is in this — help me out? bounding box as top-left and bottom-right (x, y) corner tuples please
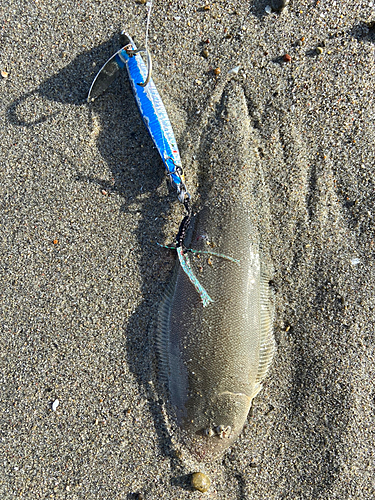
(0, 0), (374, 498)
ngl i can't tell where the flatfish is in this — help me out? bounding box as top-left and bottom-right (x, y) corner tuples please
(157, 84), (275, 461)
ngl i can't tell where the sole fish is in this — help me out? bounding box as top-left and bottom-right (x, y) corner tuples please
(157, 84), (275, 461)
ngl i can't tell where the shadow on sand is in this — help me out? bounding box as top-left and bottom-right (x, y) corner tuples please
(6, 33), (188, 478)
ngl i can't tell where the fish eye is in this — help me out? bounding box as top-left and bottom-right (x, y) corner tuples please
(216, 425), (232, 439)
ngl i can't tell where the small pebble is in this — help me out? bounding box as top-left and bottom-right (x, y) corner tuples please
(214, 67), (221, 75)
(283, 53), (292, 62)
(191, 472), (211, 493)
(1, 70), (8, 79)
(202, 48), (209, 58)
(265, 5), (272, 14)
(203, 4), (210, 10)
(52, 399), (59, 411)
(316, 46), (323, 54)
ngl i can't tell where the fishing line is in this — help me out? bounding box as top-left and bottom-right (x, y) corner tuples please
(137, 0), (154, 87)
(145, 0), (153, 51)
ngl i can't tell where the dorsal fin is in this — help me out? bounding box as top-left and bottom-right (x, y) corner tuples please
(256, 272), (276, 383)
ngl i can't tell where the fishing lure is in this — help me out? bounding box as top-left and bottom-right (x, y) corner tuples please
(87, 32), (217, 306)
(87, 33), (190, 204)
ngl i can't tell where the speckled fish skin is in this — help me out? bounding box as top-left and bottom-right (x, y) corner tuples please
(158, 84), (275, 462)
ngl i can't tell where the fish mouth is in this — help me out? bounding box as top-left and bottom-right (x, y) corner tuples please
(175, 391), (253, 462)
(181, 426), (240, 462)
(181, 428), (240, 462)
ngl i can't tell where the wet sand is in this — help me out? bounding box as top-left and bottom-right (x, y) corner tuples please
(1, 1), (374, 498)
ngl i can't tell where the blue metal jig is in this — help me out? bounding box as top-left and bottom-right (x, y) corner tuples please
(87, 33), (190, 204)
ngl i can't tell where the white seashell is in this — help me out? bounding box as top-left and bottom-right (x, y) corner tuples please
(228, 66), (241, 75)
(52, 399), (59, 411)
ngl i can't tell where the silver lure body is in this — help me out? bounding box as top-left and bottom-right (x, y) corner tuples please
(157, 84), (275, 461)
